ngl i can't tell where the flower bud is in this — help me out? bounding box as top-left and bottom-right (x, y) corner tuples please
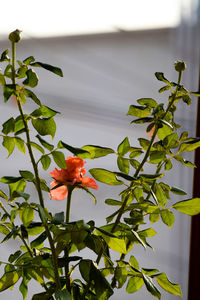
(174, 61), (186, 72)
(9, 29), (22, 43)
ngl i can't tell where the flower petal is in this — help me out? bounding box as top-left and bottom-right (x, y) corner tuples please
(49, 168), (68, 182)
(81, 177), (98, 190)
(50, 180), (68, 200)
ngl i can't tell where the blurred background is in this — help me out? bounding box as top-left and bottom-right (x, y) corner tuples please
(0, 0), (199, 299)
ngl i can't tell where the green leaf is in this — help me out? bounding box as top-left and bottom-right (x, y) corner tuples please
(59, 141), (89, 156)
(161, 210), (175, 227)
(0, 224), (10, 235)
(130, 159), (141, 170)
(191, 91), (200, 97)
(3, 84), (16, 102)
(55, 289), (71, 300)
(140, 174), (163, 181)
(138, 138), (150, 150)
(15, 137), (25, 154)
(139, 228), (157, 238)
(0, 176), (22, 184)
(0, 190), (8, 201)
(30, 142), (45, 154)
(157, 123), (173, 140)
(170, 186), (187, 195)
(30, 61), (63, 77)
(52, 151), (66, 169)
(133, 187), (143, 201)
(179, 138), (200, 153)
(41, 155), (51, 170)
(2, 136), (15, 157)
(127, 105), (151, 117)
(131, 117), (153, 124)
(115, 173), (135, 182)
(9, 179), (26, 198)
(131, 230), (146, 249)
(19, 278), (28, 300)
(4, 64), (12, 78)
(163, 132), (179, 148)
(142, 268), (159, 276)
(24, 88), (41, 106)
(0, 74), (5, 87)
(0, 49), (10, 62)
(30, 231), (47, 249)
(79, 145), (114, 159)
(2, 117), (15, 135)
(101, 234), (127, 254)
(17, 65), (28, 79)
(174, 154), (196, 168)
(8, 251), (22, 264)
(164, 159), (172, 170)
(32, 118), (56, 139)
(129, 255), (139, 269)
(31, 106), (59, 118)
(155, 273), (182, 296)
(155, 72), (170, 84)
(105, 199), (122, 206)
(52, 212), (64, 224)
(12, 191), (30, 201)
(23, 56), (35, 65)
(159, 85), (170, 93)
(117, 157), (129, 174)
(126, 276), (144, 293)
(32, 292), (53, 300)
(149, 212), (160, 223)
(154, 183), (167, 208)
(117, 137), (130, 155)
(23, 69), (38, 87)
(37, 205), (47, 223)
(0, 270), (21, 292)
(89, 168), (123, 185)
(36, 135), (54, 151)
(41, 105), (59, 117)
(149, 151), (166, 164)
(142, 274), (161, 299)
(19, 170), (34, 181)
(22, 207), (34, 227)
(182, 94), (191, 106)
(115, 265), (128, 288)
(80, 259), (113, 298)
(137, 98), (157, 108)
(172, 198), (200, 215)
(14, 116), (25, 133)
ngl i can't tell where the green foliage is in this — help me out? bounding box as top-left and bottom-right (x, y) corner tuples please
(89, 168), (123, 185)
(0, 32), (199, 300)
(155, 272), (182, 296)
(173, 198), (200, 215)
(32, 118), (56, 139)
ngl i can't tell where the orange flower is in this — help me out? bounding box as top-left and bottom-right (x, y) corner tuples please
(49, 157), (98, 200)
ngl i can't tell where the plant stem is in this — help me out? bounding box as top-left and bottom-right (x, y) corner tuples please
(11, 41), (61, 290)
(65, 186), (73, 291)
(66, 187), (73, 223)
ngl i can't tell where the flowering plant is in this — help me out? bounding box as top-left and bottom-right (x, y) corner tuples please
(0, 30), (200, 300)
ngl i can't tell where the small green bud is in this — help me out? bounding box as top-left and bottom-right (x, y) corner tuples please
(174, 61), (186, 72)
(9, 29), (22, 43)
